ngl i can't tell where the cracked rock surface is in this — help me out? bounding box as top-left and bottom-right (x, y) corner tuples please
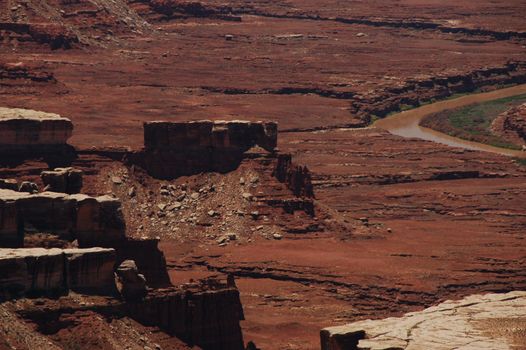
(321, 291), (526, 350)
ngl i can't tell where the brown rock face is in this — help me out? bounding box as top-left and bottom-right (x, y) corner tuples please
(273, 153), (314, 198)
(0, 247), (115, 300)
(65, 248), (116, 294)
(128, 278), (245, 350)
(140, 120), (277, 179)
(115, 259), (148, 301)
(0, 108), (73, 150)
(320, 291), (526, 350)
(114, 238), (170, 287)
(0, 190), (126, 248)
(41, 167), (83, 194)
(492, 103), (526, 146)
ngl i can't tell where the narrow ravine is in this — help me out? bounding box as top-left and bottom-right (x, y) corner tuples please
(374, 84), (526, 158)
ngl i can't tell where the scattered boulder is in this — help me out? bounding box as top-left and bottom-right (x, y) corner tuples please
(18, 181), (39, 194)
(41, 167), (83, 194)
(115, 260), (147, 301)
(140, 120), (278, 179)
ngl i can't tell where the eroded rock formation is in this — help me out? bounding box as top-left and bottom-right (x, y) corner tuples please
(0, 108), (73, 150)
(321, 291), (526, 350)
(0, 247), (115, 300)
(128, 277), (245, 350)
(492, 103), (526, 146)
(41, 167), (83, 194)
(0, 189), (125, 248)
(65, 247), (116, 293)
(139, 120), (277, 178)
(115, 259), (147, 301)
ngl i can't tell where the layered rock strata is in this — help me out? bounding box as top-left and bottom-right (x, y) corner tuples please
(0, 247), (115, 300)
(127, 277), (245, 350)
(64, 248), (116, 293)
(139, 120), (277, 179)
(114, 237), (170, 287)
(0, 108), (73, 151)
(0, 189), (125, 248)
(492, 103), (526, 146)
(321, 291), (526, 350)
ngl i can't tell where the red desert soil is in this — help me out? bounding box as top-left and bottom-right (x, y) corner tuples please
(1, 0), (526, 349)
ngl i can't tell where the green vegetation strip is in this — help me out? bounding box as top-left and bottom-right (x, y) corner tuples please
(421, 93), (526, 150)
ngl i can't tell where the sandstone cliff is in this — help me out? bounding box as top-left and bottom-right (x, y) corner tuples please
(0, 248), (115, 300)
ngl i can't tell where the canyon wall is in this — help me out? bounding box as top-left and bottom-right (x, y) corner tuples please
(0, 247), (115, 300)
(273, 153), (314, 198)
(127, 279), (245, 350)
(0, 189), (126, 248)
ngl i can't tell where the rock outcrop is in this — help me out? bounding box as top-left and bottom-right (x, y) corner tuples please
(115, 259), (147, 301)
(321, 291), (526, 350)
(492, 103), (526, 147)
(0, 247), (115, 300)
(114, 237), (170, 287)
(128, 277), (245, 350)
(0, 189), (125, 248)
(41, 167), (83, 194)
(65, 248), (116, 293)
(273, 153), (314, 198)
(139, 120), (277, 178)
(0, 108), (73, 150)
(0, 179), (18, 191)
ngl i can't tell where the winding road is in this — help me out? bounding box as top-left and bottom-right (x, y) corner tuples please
(374, 84), (526, 158)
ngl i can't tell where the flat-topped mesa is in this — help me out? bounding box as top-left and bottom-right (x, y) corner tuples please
(144, 120), (278, 151)
(0, 189), (125, 248)
(140, 120), (278, 179)
(0, 107), (73, 152)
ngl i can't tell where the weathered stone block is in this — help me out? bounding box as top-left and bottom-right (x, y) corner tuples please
(0, 248), (66, 299)
(0, 108), (73, 148)
(41, 167), (83, 194)
(0, 190), (126, 248)
(65, 247), (116, 293)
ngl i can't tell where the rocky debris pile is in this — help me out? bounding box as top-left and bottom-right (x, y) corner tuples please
(0, 107), (73, 151)
(138, 120), (277, 179)
(320, 291), (526, 350)
(492, 102), (526, 147)
(115, 260), (147, 301)
(41, 167), (83, 194)
(0, 189), (125, 248)
(0, 247), (115, 300)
